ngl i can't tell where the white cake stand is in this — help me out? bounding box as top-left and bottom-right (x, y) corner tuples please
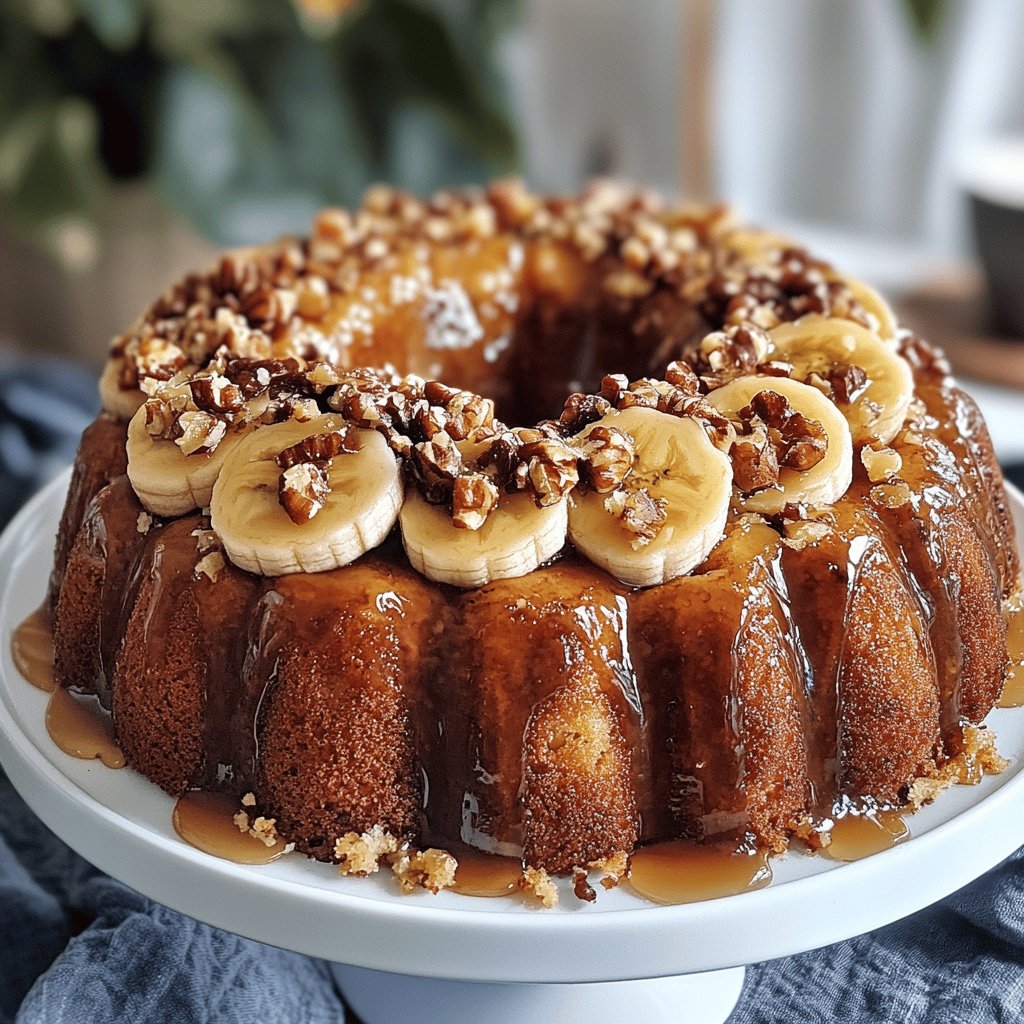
(1, 472), (1023, 1024)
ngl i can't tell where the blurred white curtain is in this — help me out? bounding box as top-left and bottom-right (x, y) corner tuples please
(509, 0), (1024, 257)
(714, 0), (1024, 255)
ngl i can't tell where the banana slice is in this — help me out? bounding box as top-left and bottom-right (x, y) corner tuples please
(767, 316), (912, 445)
(211, 414), (402, 576)
(706, 376), (853, 514)
(839, 278), (898, 342)
(126, 399), (256, 517)
(99, 359), (146, 420)
(400, 489), (568, 589)
(567, 407), (732, 588)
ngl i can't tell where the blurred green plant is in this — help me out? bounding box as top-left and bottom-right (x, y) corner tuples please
(901, 0), (948, 45)
(0, 0), (520, 268)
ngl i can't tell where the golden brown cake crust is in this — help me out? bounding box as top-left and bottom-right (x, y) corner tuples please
(45, 185), (1019, 880)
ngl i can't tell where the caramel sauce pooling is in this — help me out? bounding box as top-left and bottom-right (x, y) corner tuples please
(45, 686), (125, 768)
(173, 791), (288, 865)
(627, 840), (773, 905)
(820, 810), (909, 862)
(12, 607), (55, 692)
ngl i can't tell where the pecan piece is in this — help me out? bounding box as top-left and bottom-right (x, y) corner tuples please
(731, 440), (780, 495)
(604, 487), (667, 548)
(579, 425), (635, 493)
(279, 463), (331, 524)
(451, 473), (499, 530)
(275, 426), (360, 469)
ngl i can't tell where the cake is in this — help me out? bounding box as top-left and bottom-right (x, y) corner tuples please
(39, 181), (1019, 898)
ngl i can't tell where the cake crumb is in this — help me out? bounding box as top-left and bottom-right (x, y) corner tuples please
(233, 807), (280, 847)
(334, 825), (399, 876)
(390, 848), (458, 894)
(908, 726), (1008, 808)
(589, 850), (629, 890)
(520, 866), (559, 908)
(136, 512), (153, 534)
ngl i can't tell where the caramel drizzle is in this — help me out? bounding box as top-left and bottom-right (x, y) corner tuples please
(172, 791), (287, 865)
(12, 606), (55, 693)
(997, 597), (1024, 708)
(45, 687), (124, 769)
(628, 840), (772, 905)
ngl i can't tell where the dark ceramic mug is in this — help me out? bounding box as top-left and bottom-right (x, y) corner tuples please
(964, 138), (1024, 338)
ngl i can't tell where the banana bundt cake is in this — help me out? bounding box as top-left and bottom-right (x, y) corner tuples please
(30, 180), (1021, 901)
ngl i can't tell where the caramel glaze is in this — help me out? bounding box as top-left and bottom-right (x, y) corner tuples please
(172, 791), (287, 864)
(628, 840), (772, 905)
(12, 606), (55, 692)
(33, 348), (1019, 891)
(998, 599), (1024, 708)
(46, 686), (125, 768)
(821, 810), (909, 862)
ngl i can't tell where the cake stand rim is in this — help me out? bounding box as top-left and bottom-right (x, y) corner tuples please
(0, 468), (1022, 984)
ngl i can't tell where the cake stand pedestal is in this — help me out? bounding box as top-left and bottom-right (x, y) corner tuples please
(1, 474), (1023, 1024)
(332, 965), (747, 1024)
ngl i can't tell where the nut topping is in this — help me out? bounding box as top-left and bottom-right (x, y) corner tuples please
(279, 462), (331, 524)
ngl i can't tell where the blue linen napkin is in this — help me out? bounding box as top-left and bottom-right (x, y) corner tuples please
(3, 354), (1024, 1023)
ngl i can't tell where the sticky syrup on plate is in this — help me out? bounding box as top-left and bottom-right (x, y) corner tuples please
(172, 791), (288, 865)
(627, 840), (772, 905)
(12, 607), (56, 692)
(45, 686), (125, 768)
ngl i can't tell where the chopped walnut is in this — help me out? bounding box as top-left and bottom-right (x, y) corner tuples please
(521, 437), (580, 507)
(241, 792), (257, 808)
(731, 440), (780, 495)
(604, 487), (668, 548)
(176, 410), (227, 455)
(334, 825), (400, 876)
(190, 373), (244, 414)
(279, 463), (331, 524)
(194, 550), (226, 582)
(136, 512), (153, 534)
(572, 869), (597, 903)
(827, 364), (870, 404)
(698, 324), (770, 376)
(860, 445), (903, 483)
(578, 425), (635, 493)
(275, 426), (360, 469)
(452, 473), (499, 530)
(740, 391), (827, 472)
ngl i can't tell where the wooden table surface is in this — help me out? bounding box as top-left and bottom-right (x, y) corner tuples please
(894, 272), (1024, 391)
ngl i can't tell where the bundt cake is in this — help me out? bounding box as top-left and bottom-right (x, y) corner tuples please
(22, 180), (1021, 903)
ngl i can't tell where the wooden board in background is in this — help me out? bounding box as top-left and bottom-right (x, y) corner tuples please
(894, 272), (1024, 391)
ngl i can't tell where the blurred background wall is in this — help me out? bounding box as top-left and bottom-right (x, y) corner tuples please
(0, 0), (1022, 363)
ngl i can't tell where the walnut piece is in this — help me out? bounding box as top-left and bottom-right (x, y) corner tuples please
(731, 440), (780, 495)
(275, 426), (360, 469)
(604, 486), (668, 548)
(579, 425), (635, 493)
(279, 463), (331, 524)
(451, 473), (499, 530)
(741, 391), (827, 472)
